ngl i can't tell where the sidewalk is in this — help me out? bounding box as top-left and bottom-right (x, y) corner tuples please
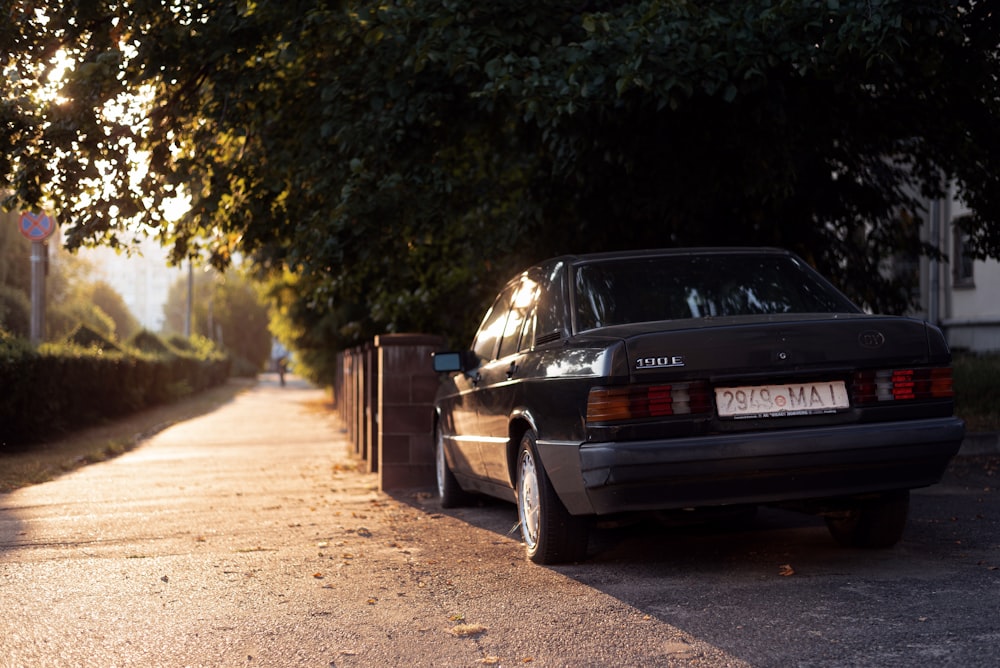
(0, 374), (751, 668)
(960, 430), (1000, 457)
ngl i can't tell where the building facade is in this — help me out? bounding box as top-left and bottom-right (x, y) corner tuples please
(81, 240), (184, 332)
(918, 187), (1000, 353)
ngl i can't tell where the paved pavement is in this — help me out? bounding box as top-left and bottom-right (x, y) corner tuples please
(0, 376), (750, 667)
(960, 430), (1000, 457)
(1, 376), (997, 667)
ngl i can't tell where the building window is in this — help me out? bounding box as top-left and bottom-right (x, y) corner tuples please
(952, 222), (975, 288)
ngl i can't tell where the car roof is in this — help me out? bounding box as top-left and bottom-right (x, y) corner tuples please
(542, 246), (794, 267)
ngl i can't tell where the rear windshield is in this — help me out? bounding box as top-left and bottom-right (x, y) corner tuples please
(573, 253), (859, 331)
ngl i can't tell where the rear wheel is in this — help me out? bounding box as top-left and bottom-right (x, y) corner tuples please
(436, 427), (471, 508)
(825, 490), (910, 548)
(516, 431), (590, 564)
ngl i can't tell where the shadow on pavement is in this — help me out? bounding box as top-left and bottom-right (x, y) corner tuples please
(387, 453), (999, 572)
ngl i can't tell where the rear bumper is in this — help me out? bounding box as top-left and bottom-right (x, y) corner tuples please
(576, 417), (966, 515)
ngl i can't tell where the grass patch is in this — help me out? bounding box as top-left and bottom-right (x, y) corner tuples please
(0, 378), (255, 494)
(953, 352), (1000, 433)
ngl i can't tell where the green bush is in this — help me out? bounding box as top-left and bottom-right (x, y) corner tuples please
(0, 286), (31, 338)
(63, 323), (122, 352)
(953, 352), (1000, 432)
(49, 303), (117, 342)
(128, 329), (174, 355)
(166, 334), (195, 352)
(0, 333), (231, 449)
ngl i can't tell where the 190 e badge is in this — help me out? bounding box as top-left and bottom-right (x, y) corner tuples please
(636, 355), (685, 369)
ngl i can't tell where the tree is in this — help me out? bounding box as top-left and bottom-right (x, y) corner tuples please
(0, 207), (31, 335)
(3, 1), (999, 360)
(162, 268), (204, 338)
(0, 207), (32, 297)
(210, 268), (272, 371)
(88, 280), (140, 340)
(48, 300), (116, 341)
(163, 266), (271, 371)
(0, 284), (30, 337)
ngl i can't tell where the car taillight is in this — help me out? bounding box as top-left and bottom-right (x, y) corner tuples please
(586, 382), (711, 422)
(851, 367), (954, 404)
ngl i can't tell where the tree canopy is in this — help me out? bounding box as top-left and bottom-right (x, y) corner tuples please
(3, 1), (999, 374)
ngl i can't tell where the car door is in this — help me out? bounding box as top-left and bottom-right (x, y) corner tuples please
(448, 283), (517, 480)
(438, 361), (483, 480)
(476, 276), (539, 484)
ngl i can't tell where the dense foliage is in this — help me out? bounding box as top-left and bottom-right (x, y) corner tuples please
(89, 280), (141, 340)
(3, 2), (999, 374)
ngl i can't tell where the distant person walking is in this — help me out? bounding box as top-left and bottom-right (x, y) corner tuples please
(277, 356), (288, 386)
(271, 339), (289, 386)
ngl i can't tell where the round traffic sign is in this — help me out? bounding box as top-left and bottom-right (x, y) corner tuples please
(19, 212), (56, 241)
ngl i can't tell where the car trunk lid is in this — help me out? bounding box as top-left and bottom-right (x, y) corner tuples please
(616, 314), (937, 383)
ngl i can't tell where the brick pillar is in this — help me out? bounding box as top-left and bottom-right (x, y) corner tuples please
(375, 333), (444, 490)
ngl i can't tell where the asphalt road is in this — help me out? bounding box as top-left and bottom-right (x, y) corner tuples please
(1, 376), (997, 667)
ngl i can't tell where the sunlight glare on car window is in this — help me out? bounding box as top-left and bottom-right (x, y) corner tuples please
(512, 279), (539, 309)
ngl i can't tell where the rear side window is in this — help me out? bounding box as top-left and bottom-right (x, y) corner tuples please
(534, 261), (568, 344)
(574, 254), (859, 331)
(472, 285), (515, 362)
(497, 277), (540, 359)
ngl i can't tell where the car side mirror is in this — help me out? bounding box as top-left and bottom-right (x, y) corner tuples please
(432, 351), (475, 373)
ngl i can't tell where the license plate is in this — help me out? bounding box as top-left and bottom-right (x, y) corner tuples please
(715, 381), (850, 419)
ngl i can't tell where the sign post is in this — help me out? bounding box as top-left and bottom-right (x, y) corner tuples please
(18, 212), (56, 345)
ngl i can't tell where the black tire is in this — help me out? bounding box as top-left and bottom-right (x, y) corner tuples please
(436, 427), (472, 508)
(825, 490), (910, 548)
(515, 431), (590, 564)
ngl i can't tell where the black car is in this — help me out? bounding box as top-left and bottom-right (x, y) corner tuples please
(432, 248), (965, 564)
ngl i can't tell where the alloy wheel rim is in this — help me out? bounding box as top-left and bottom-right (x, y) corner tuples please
(435, 432), (446, 498)
(518, 450), (540, 548)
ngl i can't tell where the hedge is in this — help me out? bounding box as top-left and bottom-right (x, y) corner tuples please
(0, 328), (230, 449)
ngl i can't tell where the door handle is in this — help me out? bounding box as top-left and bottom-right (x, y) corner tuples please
(472, 372), (482, 387)
(506, 361), (518, 379)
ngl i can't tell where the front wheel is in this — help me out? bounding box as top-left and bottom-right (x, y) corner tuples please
(516, 432), (590, 564)
(825, 490), (910, 548)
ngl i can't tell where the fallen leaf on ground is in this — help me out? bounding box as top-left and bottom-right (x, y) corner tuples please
(778, 564), (795, 576)
(664, 642), (695, 657)
(448, 623), (487, 637)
